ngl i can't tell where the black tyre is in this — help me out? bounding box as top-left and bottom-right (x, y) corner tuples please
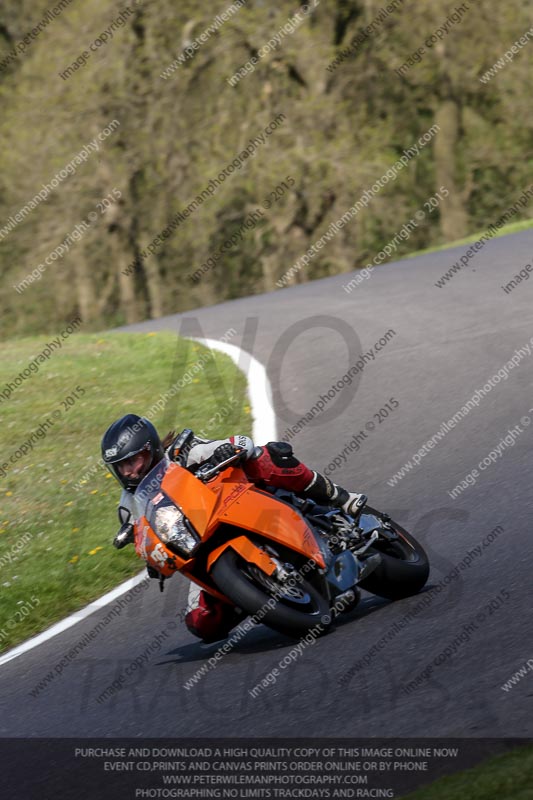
(357, 507), (429, 600)
(211, 546), (331, 639)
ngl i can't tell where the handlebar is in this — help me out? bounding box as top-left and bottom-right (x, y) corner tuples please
(195, 449), (245, 482)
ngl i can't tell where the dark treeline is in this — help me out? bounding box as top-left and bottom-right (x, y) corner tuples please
(0, 0), (532, 336)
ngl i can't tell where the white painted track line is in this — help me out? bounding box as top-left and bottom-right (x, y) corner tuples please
(0, 335), (277, 667)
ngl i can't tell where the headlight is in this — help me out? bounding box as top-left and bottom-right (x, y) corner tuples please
(154, 506), (200, 557)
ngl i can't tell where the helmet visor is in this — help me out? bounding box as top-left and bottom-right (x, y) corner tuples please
(109, 446), (153, 489)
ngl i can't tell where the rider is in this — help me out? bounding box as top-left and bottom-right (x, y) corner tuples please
(101, 414), (366, 643)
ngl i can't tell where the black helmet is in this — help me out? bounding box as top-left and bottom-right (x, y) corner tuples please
(101, 414), (164, 490)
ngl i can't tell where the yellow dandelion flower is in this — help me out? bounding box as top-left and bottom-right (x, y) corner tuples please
(5, 491), (13, 497)
(105, 473), (113, 479)
(80, 480), (87, 485)
(72, 527), (79, 533)
(64, 501), (73, 506)
(60, 479), (68, 485)
(88, 547), (103, 555)
(69, 555), (79, 564)
(146, 332), (157, 337)
(90, 489), (98, 495)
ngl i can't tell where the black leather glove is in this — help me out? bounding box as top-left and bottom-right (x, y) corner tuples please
(113, 522), (134, 549)
(146, 563), (167, 592)
(146, 564), (160, 579)
(212, 442), (240, 464)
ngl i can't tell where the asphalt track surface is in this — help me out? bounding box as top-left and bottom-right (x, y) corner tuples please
(1, 229), (533, 738)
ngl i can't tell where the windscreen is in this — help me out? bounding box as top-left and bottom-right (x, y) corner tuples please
(133, 455), (171, 521)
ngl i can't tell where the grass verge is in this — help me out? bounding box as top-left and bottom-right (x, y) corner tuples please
(0, 330), (251, 652)
(401, 743), (533, 800)
(403, 217), (533, 260)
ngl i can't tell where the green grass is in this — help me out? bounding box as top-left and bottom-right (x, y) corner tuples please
(403, 217), (533, 259)
(0, 331), (252, 652)
(401, 744), (533, 800)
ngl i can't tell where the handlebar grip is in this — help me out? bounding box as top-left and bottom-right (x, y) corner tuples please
(113, 522), (134, 549)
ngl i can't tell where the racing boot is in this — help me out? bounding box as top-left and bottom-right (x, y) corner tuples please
(302, 471), (366, 518)
(185, 590), (247, 644)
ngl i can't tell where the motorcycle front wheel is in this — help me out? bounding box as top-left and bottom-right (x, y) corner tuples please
(211, 545), (331, 639)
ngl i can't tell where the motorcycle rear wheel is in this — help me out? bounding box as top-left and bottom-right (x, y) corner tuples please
(211, 547), (331, 639)
(357, 507), (429, 599)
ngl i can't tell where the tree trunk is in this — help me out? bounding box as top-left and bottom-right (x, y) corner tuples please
(434, 99), (468, 240)
(142, 258), (164, 318)
(74, 255), (95, 323)
(114, 235), (139, 323)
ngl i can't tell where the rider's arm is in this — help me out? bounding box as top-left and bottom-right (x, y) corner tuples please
(186, 434), (254, 467)
(117, 489), (134, 522)
(112, 489), (135, 548)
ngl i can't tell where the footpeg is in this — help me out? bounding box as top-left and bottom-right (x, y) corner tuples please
(351, 529), (379, 555)
(358, 553), (381, 581)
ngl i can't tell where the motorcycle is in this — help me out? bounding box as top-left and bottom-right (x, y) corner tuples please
(126, 429), (430, 638)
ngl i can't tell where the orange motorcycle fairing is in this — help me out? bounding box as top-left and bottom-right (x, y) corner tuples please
(161, 462), (218, 535)
(132, 459), (325, 593)
(208, 474), (326, 569)
(206, 535), (279, 575)
(160, 462), (325, 568)
(134, 516), (190, 578)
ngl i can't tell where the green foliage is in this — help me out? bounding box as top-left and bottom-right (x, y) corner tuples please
(0, 0), (532, 336)
(401, 744), (533, 800)
(0, 331), (251, 650)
